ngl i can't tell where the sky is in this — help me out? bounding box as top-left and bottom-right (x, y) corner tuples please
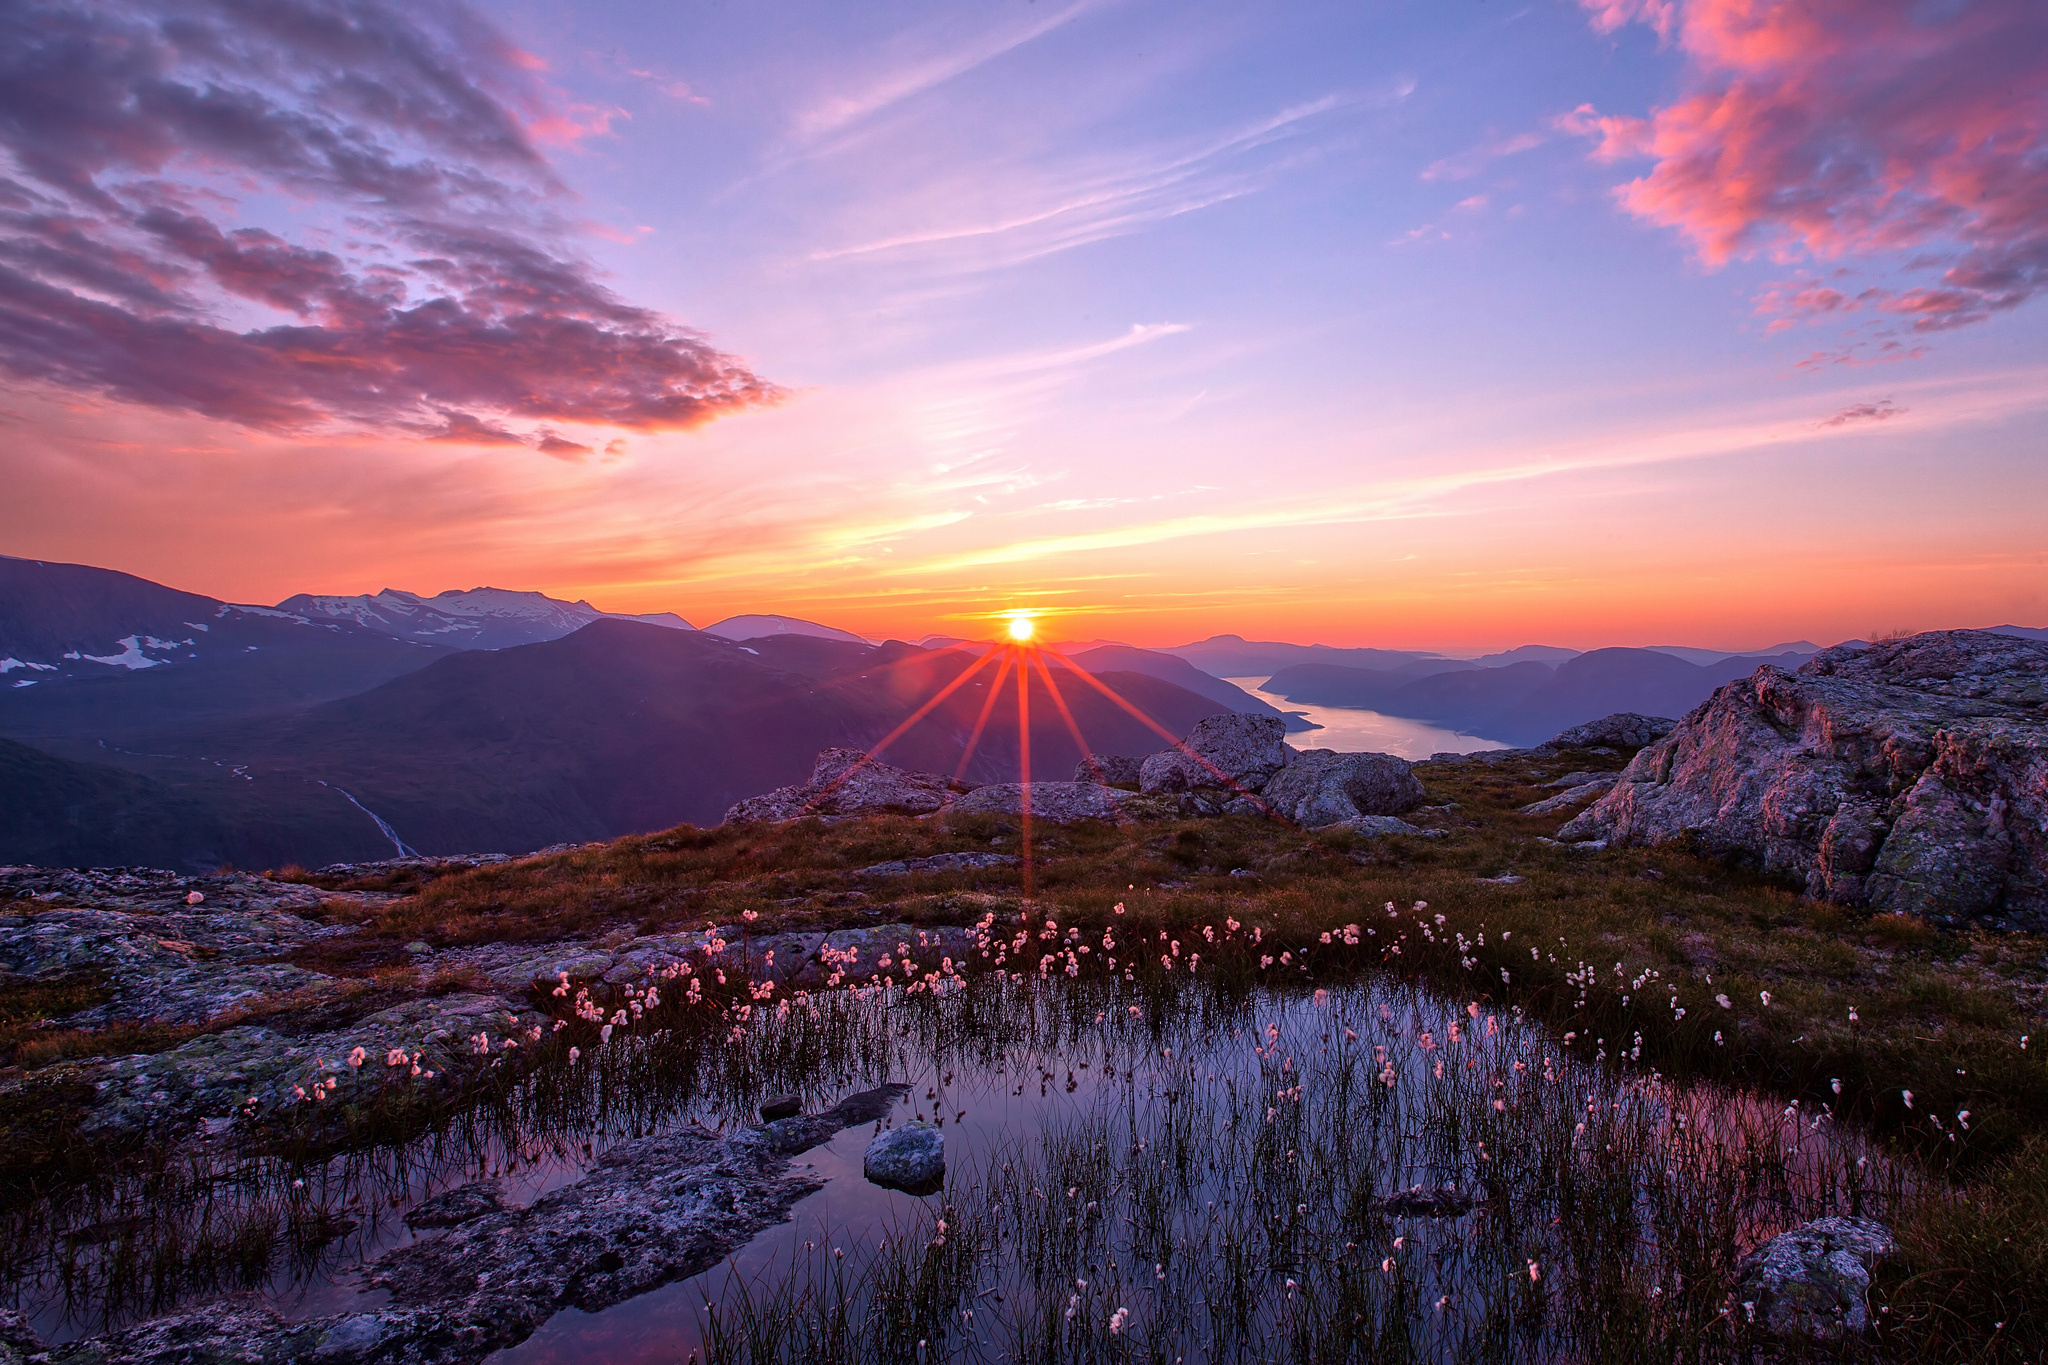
(3, 0), (2045, 652)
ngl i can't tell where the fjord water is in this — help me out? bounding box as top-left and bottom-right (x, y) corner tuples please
(1223, 680), (1511, 759)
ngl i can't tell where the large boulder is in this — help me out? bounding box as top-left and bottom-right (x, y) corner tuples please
(1257, 750), (1426, 827)
(722, 749), (970, 824)
(1735, 1216), (1896, 1339)
(1559, 631), (2048, 929)
(946, 781), (1138, 824)
(1542, 712), (1677, 750)
(1139, 714), (1290, 795)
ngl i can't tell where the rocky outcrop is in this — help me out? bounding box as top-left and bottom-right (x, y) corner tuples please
(1518, 775), (1618, 815)
(1735, 1216), (1897, 1339)
(1257, 750), (1427, 828)
(1542, 713), (1677, 750)
(722, 748), (973, 824)
(947, 781), (1144, 823)
(33, 1085), (912, 1365)
(1560, 631), (2048, 929)
(1074, 754), (1145, 785)
(1139, 714), (1291, 794)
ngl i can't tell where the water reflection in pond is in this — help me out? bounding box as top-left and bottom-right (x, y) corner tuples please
(7, 965), (1898, 1363)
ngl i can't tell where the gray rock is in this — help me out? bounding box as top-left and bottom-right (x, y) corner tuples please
(1331, 816), (1429, 837)
(759, 1093), (802, 1121)
(1735, 1216), (1897, 1339)
(1257, 750), (1426, 827)
(1519, 776), (1617, 815)
(1138, 714), (1290, 795)
(1543, 713), (1678, 750)
(1074, 754), (1147, 785)
(1560, 631), (2048, 929)
(404, 1180), (507, 1229)
(42, 1085), (911, 1365)
(1544, 770), (1618, 789)
(722, 749), (971, 824)
(855, 852), (1018, 878)
(947, 781), (1136, 824)
(864, 1120), (945, 1192)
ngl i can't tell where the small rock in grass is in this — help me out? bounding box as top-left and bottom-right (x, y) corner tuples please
(760, 1093), (802, 1122)
(864, 1121), (944, 1193)
(1736, 1216), (1896, 1339)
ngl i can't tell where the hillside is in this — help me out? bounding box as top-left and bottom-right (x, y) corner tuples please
(14, 626), (1234, 866)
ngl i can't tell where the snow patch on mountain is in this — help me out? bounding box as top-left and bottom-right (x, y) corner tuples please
(276, 587), (695, 651)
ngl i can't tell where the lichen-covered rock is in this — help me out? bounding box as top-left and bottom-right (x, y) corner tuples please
(722, 748), (971, 824)
(40, 1086), (911, 1365)
(1735, 1216), (1897, 1339)
(947, 781), (1135, 823)
(1257, 750), (1425, 827)
(1541, 713), (1677, 750)
(1560, 631), (2048, 929)
(856, 852), (1018, 877)
(1139, 714), (1290, 795)
(1519, 776), (1617, 815)
(1074, 754), (1147, 785)
(864, 1120), (944, 1191)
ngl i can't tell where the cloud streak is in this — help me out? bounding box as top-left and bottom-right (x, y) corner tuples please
(0, 0), (777, 440)
(1562, 0), (2048, 334)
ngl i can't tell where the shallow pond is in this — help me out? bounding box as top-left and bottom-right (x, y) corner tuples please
(4, 955), (1896, 1364)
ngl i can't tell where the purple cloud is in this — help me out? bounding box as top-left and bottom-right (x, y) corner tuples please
(0, 0), (777, 438)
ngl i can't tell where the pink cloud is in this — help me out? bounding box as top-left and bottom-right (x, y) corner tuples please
(0, 0), (776, 438)
(1567, 0), (2048, 332)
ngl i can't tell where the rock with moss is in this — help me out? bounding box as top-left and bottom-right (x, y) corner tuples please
(721, 748), (973, 824)
(1560, 631), (2048, 930)
(1735, 1216), (1896, 1339)
(1139, 714), (1290, 795)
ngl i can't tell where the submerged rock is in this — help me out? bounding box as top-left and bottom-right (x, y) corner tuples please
(1560, 631), (2048, 929)
(864, 1120), (944, 1192)
(1139, 714), (1290, 795)
(38, 1085), (911, 1365)
(1258, 749), (1425, 827)
(1735, 1216), (1897, 1339)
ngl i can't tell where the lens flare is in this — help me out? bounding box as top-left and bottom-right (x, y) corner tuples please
(1007, 615), (1035, 641)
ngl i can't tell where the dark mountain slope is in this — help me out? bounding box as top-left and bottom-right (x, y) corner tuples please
(0, 738), (229, 871)
(1482, 649), (1813, 745)
(1162, 634), (1445, 679)
(42, 626), (1231, 864)
(1056, 645), (1314, 731)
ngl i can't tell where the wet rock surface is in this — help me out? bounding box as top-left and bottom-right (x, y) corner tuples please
(722, 748), (973, 824)
(29, 1085), (911, 1365)
(1735, 1216), (1897, 1339)
(1560, 632), (2048, 928)
(863, 1119), (944, 1192)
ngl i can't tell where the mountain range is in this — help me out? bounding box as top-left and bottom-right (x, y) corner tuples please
(6, 553), (2044, 870)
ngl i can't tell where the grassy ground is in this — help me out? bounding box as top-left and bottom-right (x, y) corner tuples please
(282, 743), (2046, 1356)
(5, 742), (2043, 1356)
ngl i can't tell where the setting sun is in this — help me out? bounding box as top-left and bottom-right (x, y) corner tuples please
(1007, 615), (1035, 642)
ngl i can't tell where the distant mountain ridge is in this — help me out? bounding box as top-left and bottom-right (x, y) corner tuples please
(279, 586), (693, 651)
